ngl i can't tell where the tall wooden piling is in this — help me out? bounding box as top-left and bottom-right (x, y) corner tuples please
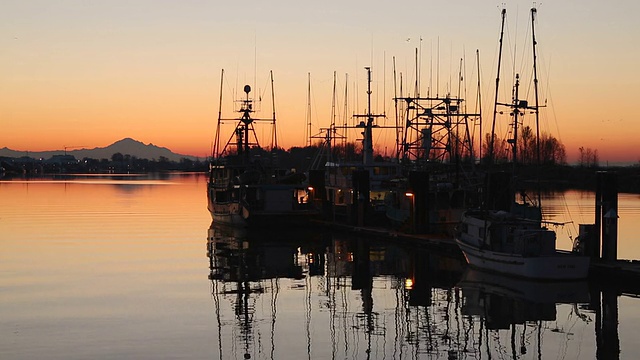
(596, 171), (619, 261)
(409, 171), (429, 234)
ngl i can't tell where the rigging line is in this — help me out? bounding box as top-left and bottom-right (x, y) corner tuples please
(254, 31), (257, 103)
(383, 52), (388, 147)
(510, 4), (518, 84)
(393, 56), (399, 161)
(334, 73), (343, 129)
(489, 7), (507, 164)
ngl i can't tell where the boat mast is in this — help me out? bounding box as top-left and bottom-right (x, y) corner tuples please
(511, 74), (521, 170)
(214, 69), (225, 159)
(393, 56), (400, 161)
(270, 70), (277, 150)
(531, 6), (542, 207)
(307, 72), (312, 147)
(476, 50), (482, 161)
(488, 8), (507, 164)
(342, 73), (349, 152)
(364, 67), (374, 165)
(331, 71), (337, 150)
(211, 69), (224, 160)
(240, 84), (253, 162)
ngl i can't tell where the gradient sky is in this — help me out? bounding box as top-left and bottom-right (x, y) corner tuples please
(2, 0), (639, 163)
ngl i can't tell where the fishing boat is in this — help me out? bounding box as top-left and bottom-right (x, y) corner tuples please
(456, 206), (590, 280)
(310, 67), (403, 225)
(207, 70), (319, 227)
(454, 7), (590, 280)
(388, 84), (482, 235)
(312, 65), (481, 233)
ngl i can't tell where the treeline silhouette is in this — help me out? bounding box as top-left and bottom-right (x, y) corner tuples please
(3, 146), (639, 193)
(0, 152), (208, 176)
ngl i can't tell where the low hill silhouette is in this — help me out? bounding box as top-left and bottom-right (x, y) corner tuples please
(0, 138), (198, 162)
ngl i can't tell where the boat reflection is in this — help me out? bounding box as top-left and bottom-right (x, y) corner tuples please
(206, 223), (622, 359)
(458, 269), (592, 357)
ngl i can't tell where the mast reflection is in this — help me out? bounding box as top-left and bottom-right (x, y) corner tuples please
(206, 223), (620, 359)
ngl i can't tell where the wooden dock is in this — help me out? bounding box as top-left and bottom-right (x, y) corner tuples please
(314, 219), (640, 281)
(591, 259), (640, 277)
(312, 220), (458, 249)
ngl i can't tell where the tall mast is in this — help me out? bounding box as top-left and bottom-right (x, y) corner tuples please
(531, 6), (542, 207)
(511, 74), (521, 171)
(270, 70), (277, 149)
(393, 56), (400, 161)
(476, 49), (483, 161)
(306, 72), (311, 147)
(331, 71), (337, 129)
(414, 48), (419, 98)
(241, 84), (252, 161)
(330, 71), (337, 154)
(214, 69), (225, 159)
(456, 57), (463, 161)
(488, 8), (507, 164)
(343, 73), (348, 152)
(364, 67), (374, 165)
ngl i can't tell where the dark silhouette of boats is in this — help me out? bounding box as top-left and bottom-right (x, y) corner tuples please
(454, 7), (590, 280)
(309, 66), (481, 236)
(207, 70), (319, 227)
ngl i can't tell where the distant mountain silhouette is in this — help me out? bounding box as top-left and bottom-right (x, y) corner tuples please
(0, 138), (198, 162)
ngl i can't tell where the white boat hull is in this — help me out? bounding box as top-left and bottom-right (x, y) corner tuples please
(455, 238), (590, 280)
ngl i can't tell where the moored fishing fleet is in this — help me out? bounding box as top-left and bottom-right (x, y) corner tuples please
(207, 6), (609, 281)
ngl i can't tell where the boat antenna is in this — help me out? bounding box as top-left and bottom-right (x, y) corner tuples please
(488, 8), (507, 164)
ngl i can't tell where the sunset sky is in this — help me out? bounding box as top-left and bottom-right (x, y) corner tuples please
(2, 0), (639, 164)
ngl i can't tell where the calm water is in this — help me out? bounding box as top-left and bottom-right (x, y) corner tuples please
(1, 173), (640, 359)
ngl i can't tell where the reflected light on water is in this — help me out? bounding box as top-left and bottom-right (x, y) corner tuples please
(542, 190), (640, 259)
(0, 173), (212, 359)
(1, 174), (640, 359)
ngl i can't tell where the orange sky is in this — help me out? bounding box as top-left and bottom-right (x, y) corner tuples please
(2, 1), (639, 164)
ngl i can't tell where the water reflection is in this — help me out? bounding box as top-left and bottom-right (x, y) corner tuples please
(207, 223), (632, 359)
(459, 269), (592, 358)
